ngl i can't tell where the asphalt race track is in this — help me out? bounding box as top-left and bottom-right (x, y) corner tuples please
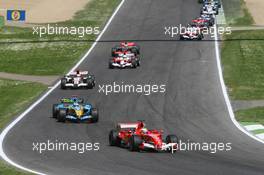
(3, 0), (264, 175)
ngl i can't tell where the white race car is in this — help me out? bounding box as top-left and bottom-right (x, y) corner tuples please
(201, 4), (218, 15)
(60, 70), (95, 89)
(109, 53), (140, 69)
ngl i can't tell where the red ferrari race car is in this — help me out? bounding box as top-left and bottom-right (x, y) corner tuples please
(192, 17), (214, 27)
(111, 42), (140, 57)
(109, 121), (178, 152)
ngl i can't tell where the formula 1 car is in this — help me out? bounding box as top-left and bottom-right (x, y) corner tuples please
(180, 26), (204, 40)
(60, 70), (95, 89)
(109, 121), (178, 152)
(52, 97), (98, 123)
(201, 4), (218, 15)
(111, 42), (140, 57)
(109, 53), (140, 69)
(200, 14), (215, 26)
(192, 16), (214, 27)
(204, 0), (221, 9)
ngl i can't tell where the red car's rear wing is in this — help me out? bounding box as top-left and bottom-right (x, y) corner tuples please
(117, 123), (139, 130)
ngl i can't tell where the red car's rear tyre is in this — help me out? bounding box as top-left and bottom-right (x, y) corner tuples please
(109, 129), (120, 146)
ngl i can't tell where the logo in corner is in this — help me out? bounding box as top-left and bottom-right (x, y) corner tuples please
(7, 10), (26, 21)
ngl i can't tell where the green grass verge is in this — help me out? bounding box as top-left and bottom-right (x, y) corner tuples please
(222, 0), (254, 26)
(0, 42), (91, 75)
(0, 79), (46, 174)
(0, 161), (32, 175)
(252, 129), (264, 135)
(235, 107), (264, 125)
(240, 121), (259, 125)
(222, 30), (264, 100)
(0, 0), (121, 75)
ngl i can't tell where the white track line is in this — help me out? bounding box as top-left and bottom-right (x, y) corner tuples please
(213, 23), (264, 145)
(244, 124), (264, 131)
(0, 0), (126, 174)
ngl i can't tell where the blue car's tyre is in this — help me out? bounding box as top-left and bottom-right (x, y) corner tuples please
(57, 109), (66, 122)
(52, 104), (58, 118)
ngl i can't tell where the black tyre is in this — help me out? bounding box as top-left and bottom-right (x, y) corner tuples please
(128, 135), (142, 152)
(131, 59), (137, 68)
(87, 79), (95, 89)
(111, 48), (117, 57)
(60, 78), (67, 89)
(166, 135), (178, 144)
(180, 35), (184, 40)
(109, 60), (114, 69)
(91, 108), (99, 123)
(130, 48), (137, 55)
(52, 104), (58, 118)
(166, 135), (179, 152)
(135, 46), (140, 55)
(198, 34), (203, 40)
(137, 59), (140, 67)
(109, 129), (120, 146)
(57, 109), (67, 122)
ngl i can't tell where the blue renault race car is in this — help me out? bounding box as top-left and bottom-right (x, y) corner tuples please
(52, 97), (98, 123)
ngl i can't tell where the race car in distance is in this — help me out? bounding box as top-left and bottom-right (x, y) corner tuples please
(109, 121), (178, 152)
(202, 0), (221, 9)
(200, 14), (215, 26)
(192, 16), (214, 27)
(109, 52), (140, 69)
(180, 26), (204, 40)
(60, 70), (95, 89)
(52, 97), (98, 123)
(190, 22), (207, 32)
(201, 4), (218, 15)
(111, 42), (140, 57)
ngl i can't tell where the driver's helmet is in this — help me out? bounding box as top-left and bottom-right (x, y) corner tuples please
(76, 70), (81, 76)
(73, 102), (80, 108)
(141, 128), (148, 134)
(123, 42), (128, 47)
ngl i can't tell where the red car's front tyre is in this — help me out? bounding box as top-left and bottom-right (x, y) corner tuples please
(128, 135), (142, 152)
